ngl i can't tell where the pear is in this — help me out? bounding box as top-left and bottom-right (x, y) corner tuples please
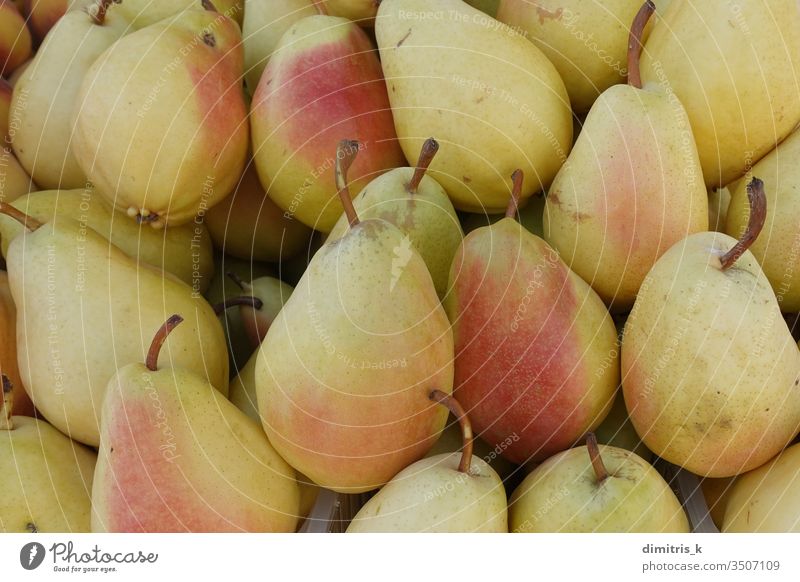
(0, 0), (32, 77)
(594, 390), (651, 460)
(256, 141), (453, 493)
(0, 147), (35, 202)
(376, 0), (572, 213)
(0, 271), (33, 416)
(226, 272), (293, 348)
(23, 0), (69, 43)
(204, 162), (312, 262)
(113, 0), (244, 29)
(0, 189), (214, 292)
(725, 129), (800, 312)
(72, 3), (249, 227)
(622, 179), (800, 477)
(11, 3), (127, 190)
(510, 434), (689, 532)
(250, 11), (405, 232)
(446, 170), (618, 464)
(0, 375), (96, 533)
(0, 203), (229, 447)
(640, 0), (800, 188)
(460, 195), (545, 237)
(325, 0), (377, 25)
(6, 57), (30, 86)
(347, 391), (507, 532)
(92, 316), (300, 533)
(543, 2), (707, 310)
(328, 138), (464, 299)
(722, 443), (800, 532)
(497, 0), (644, 114)
(242, 0), (316, 93)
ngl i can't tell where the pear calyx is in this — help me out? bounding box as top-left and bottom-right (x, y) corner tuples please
(88, 0), (115, 26)
(408, 138), (439, 194)
(146, 315), (185, 372)
(505, 169), (524, 219)
(586, 433), (609, 484)
(1, 374), (13, 431)
(720, 177), (766, 270)
(335, 139), (363, 228)
(212, 296), (264, 316)
(429, 389), (473, 474)
(627, 1), (655, 90)
(0, 202), (43, 231)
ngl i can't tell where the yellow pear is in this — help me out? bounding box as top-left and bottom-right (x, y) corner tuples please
(376, 0), (572, 212)
(0, 147), (35, 202)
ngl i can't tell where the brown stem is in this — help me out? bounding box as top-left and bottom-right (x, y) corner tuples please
(586, 433), (609, 483)
(212, 296), (263, 316)
(429, 390), (473, 474)
(627, 1), (655, 89)
(407, 138), (439, 194)
(505, 169), (524, 219)
(89, 0), (114, 25)
(226, 271), (251, 293)
(720, 177), (767, 270)
(201, 0), (218, 12)
(146, 315), (184, 372)
(1, 375), (13, 431)
(335, 140), (362, 228)
(0, 202), (43, 231)
(313, 0), (329, 16)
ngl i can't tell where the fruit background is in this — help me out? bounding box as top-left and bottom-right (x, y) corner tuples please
(2, 0), (800, 534)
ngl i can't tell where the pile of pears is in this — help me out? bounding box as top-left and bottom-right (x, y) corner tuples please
(2, 0), (800, 534)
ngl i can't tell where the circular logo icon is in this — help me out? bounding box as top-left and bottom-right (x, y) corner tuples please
(20, 542), (46, 570)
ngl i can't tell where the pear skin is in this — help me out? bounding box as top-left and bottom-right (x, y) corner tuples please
(72, 7), (249, 227)
(640, 0), (800, 188)
(0, 0), (32, 77)
(0, 189), (214, 292)
(622, 180), (800, 477)
(114, 0), (244, 29)
(23, 0), (69, 43)
(235, 275), (293, 348)
(325, 0), (377, 25)
(250, 15), (404, 232)
(5, 215), (229, 447)
(0, 147), (35, 203)
(376, 0), (572, 213)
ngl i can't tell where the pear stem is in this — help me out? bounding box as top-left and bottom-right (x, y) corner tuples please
(335, 140), (362, 228)
(89, 0), (114, 25)
(212, 296), (264, 316)
(312, 0), (329, 16)
(505, 169), (524, 219)
(226, 272), (252, 293)
(1, 375), (13, 431)
(146, 315), (184, 372)
(720, 177), (767, 270)
(407, 138), (439, 194)
(201, 0), (218, 12)
(429, 390), (473, 474)
(627, 1), (655, 90)
(0, 202), (43, 231)
(586, 433), (609, 483)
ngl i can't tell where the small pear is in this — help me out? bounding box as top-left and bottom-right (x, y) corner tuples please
(543, 1), (708, 309)
(0, 203), (229, 447)
(72, 3), (249, 227)
(446, 171), (618, 464)
(510, 434), (689, 532)
(328, 139), (464, 299)
(92, 316), (300, 532)
(256, 141), (453, 492)
(348, 391), (507, 533)
(226, 272), (294, 348)
(622, 179), (800, 477)
(0, 375), (96, 533)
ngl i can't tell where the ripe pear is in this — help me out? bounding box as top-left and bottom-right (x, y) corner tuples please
(204, 162), (312, 262)
(226, 272), (293, 348)
(0, 147), (35, 202)
(251, 13), (404, 232)
(446, 171), (618, 464)
(328, 139), (464, 299)
(1, 205), (229, 447)
(376, 0), (572, 213)
(0, 0), (32, 77)
(11, 4), (127, 190)
(544, 2), (707, 309)
(510, 435), (689, 532)
(640, 0), (800, 188)
(622, 179), (800, 477)
(93, 316), (299, 533)
(497, 0), (644, 114)
(348, 391), (507, 532)
(242, 0), (316, 93)
(725, 129), (800, 312)
(0, 271), (32, 416)
(1, 376), (96, 533)
(23, 0), (69, 43)
(72, 4), (249, 227)
(256, 142), (453, 493)
(0, 189), (214, 292)
(113, 0), (243, 29)
(722, 443), (800, 532)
